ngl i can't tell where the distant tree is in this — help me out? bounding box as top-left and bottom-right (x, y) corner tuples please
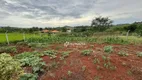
(91, 16), (113, 31)
(61, 27), (67, 32)
(124, 24), (137, 32)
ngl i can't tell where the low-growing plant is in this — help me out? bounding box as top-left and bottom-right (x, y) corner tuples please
(0, 53), (23, 80)
(104, 46), (113, 53)
(82, 66), (86, 72)
(93, 58), (100, 64)
(94, 76), (101, 80)
(20, 73), (38, 80)
(60, 51), (70, 60)
(67, 71), (72, 76)
(44, 50), (57, 59)
(81, 49), (93, 56)
(118, 51), (128, 56)
(102, 55), (110, 61)
(0, 46), (17, 53)
(15, 52), (46, 75)
(137, 52), (142, 57)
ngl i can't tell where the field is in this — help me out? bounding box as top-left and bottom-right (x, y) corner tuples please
(0, 36), (142, 80)
(0, 33), (47, 43)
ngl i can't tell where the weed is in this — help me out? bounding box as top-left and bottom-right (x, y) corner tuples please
(96, 65), (101, 70)
(104, 46), (113, 53)
(104, 62), (111, 69)
(118, 51), (128, 56)
(60, 51), (70, 60)
(44, 50), (57, 59)
(82, 66), (86, 71)
(102, 55), (110, 61)
(0, 46), (17, 53)
(94, 76), (101, 80)
(93, 58), (100, 64)
(81, 49), (93, 56)
(67, 71), (72, 76)
(20, 73), (38, 80)
(127, 70), (133, 76)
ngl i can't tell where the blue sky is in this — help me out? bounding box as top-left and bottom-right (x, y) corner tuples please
(0, 0), (142, 28)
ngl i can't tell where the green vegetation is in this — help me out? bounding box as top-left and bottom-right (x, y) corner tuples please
(0, 33), (42, 43)
(43, 50), (57, 59)
(0, 53), (23, 80)
(93, 58), (100, 64)
(81, 49), (93, 56)
(15, 52), (46, 79)
(118, 51), (128, 56)
(137, 52), (142, 57)
(20, 73), (37, 80)
(67, 71), (72, 76)
(0, 46), (17, 53)
(104, 46), (113, 53)
(82, 66), (86, 72)
(60, 51), (70, 60)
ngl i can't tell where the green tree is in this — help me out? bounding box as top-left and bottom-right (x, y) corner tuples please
(91, 16), (113, 31)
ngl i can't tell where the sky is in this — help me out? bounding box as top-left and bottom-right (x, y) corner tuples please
(0, 0), (142, 28)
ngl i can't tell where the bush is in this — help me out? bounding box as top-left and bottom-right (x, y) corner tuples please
(81, 50), (93, 56)
(0, 53), (23, 80)
(104, 46), (113, 53)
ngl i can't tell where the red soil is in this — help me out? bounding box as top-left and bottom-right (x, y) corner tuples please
(39, 43), (142, 80)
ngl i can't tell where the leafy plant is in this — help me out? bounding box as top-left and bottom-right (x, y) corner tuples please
(118, 51), (128, 56)
(44, 50), (57, 59)
(60, 51), (70, 60)
(67, 71), (72, 76)
(0, 46), (17, 53)
(102, 55), (110, 61)
(137, 52), (142, 57)
(94, 76), (101, 80)
(0, 53), (23, 80)
(81, 49), (93, 56)
(93, 58), (100, 64)
(104, 46), (113, 53)
(15, 52), (46, 75)
(82, 66), (86, 71)
(20, 73), (38, 80)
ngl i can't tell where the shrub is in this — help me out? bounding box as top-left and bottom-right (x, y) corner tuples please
(137, 52), (142, 57)
(0, 53), (23, 80)
(118, 51), (128, 56)
(104, 46), (113, 53)
(20, 73), (37, 80)
(81, 49), (93, 56)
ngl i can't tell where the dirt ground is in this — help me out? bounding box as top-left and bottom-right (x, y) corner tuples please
(13, 43), (142, 80)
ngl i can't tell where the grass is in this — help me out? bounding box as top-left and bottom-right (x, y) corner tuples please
(0, 33), (47, 43)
